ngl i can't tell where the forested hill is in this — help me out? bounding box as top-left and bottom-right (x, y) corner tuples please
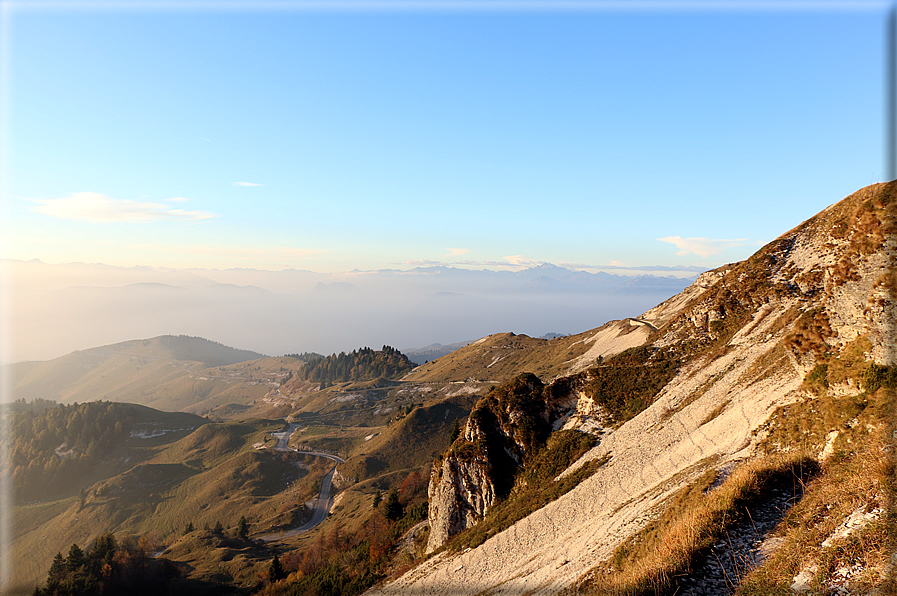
(298, 346), (414, 385)
(6, 400), (205, 503)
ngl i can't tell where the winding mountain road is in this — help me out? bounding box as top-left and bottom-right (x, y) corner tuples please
(258, 423), (345, 543)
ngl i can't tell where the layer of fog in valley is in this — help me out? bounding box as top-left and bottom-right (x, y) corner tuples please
(5, 259), (701, 364)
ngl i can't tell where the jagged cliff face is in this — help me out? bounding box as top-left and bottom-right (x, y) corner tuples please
(373, 182), (896, 595)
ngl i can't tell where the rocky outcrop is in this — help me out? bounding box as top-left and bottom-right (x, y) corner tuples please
(425, 373), (583, 553)
(425, 455), (498, 553)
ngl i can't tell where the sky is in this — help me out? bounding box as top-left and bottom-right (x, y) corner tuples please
(1, 0), (891, 275)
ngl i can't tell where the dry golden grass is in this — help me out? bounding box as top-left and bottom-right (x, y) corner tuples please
(575, 454), (814, 596)
(784, 308), (833, 358)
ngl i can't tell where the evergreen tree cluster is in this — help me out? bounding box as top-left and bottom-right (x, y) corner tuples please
(7, 401), (135, 501)
(298, 346), (414, 385)
(35, 533), (179, 596)
(282, 352), (324, 362)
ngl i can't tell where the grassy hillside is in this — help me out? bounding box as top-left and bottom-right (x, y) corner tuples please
(6, 401), (207, 503)
(11, 379), (475, 595)
(403, 322), (647, 384)
(335, 394), (477, 486)
(9, 338), (308, 414)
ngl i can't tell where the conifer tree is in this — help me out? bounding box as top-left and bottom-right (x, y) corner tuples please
(267, 554), (286, 583)
(47, 552), (65, 579)
(65, 543), (85, 571)
(91, 532), (116, 563)
(237, 516), (250, 539)
(450, 418), (461, 443)
(383, 488), (402, 521)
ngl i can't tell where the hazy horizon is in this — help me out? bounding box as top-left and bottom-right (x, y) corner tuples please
(4, 257), (699, 364)
(2, 4), (890, 365)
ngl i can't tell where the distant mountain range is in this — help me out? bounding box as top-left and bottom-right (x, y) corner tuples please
(6, 260), (700, 363)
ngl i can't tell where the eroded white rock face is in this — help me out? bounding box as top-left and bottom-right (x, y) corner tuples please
(381, 296), (806, 595)
(558, 389), (609, 434)
(425, 455), (497, 554)
(563, 320), (651, 376)
(406, 376), (816, 587)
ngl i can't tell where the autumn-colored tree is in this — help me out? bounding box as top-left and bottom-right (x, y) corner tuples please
(300, 531), (325, 576)
(399, 470), (426, 505)
(366, 513), (392, 561)
(325, 522), (342, 551)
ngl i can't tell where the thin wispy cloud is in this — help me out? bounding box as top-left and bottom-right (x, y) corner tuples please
(445, 247), (471, 257)
(503, 255), (540, 267)
(31, 192), (217, 223)
(133, 243), (325, 261)
(405, 256), (543, 270)
(405, 259), (444, 267)
(657, 236), (747, 258)
(233, 181), (261, 187)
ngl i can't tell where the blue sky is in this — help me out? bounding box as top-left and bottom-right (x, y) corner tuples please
(1, 1), (889, 273)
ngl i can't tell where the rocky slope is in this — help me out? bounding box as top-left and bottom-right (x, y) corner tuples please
(370, 181), (896, 595)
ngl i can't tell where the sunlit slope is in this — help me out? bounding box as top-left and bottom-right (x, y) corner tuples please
(9, 336), (309, 414)
(7, 402), (208, 590)
(333, 393), (477, 487)
(403, 320), (653, 384)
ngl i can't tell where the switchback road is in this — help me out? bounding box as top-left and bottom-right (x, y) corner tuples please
(258, 422), (345, 543)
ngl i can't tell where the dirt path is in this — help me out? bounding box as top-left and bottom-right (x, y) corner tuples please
(400, 520), (430, 556)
